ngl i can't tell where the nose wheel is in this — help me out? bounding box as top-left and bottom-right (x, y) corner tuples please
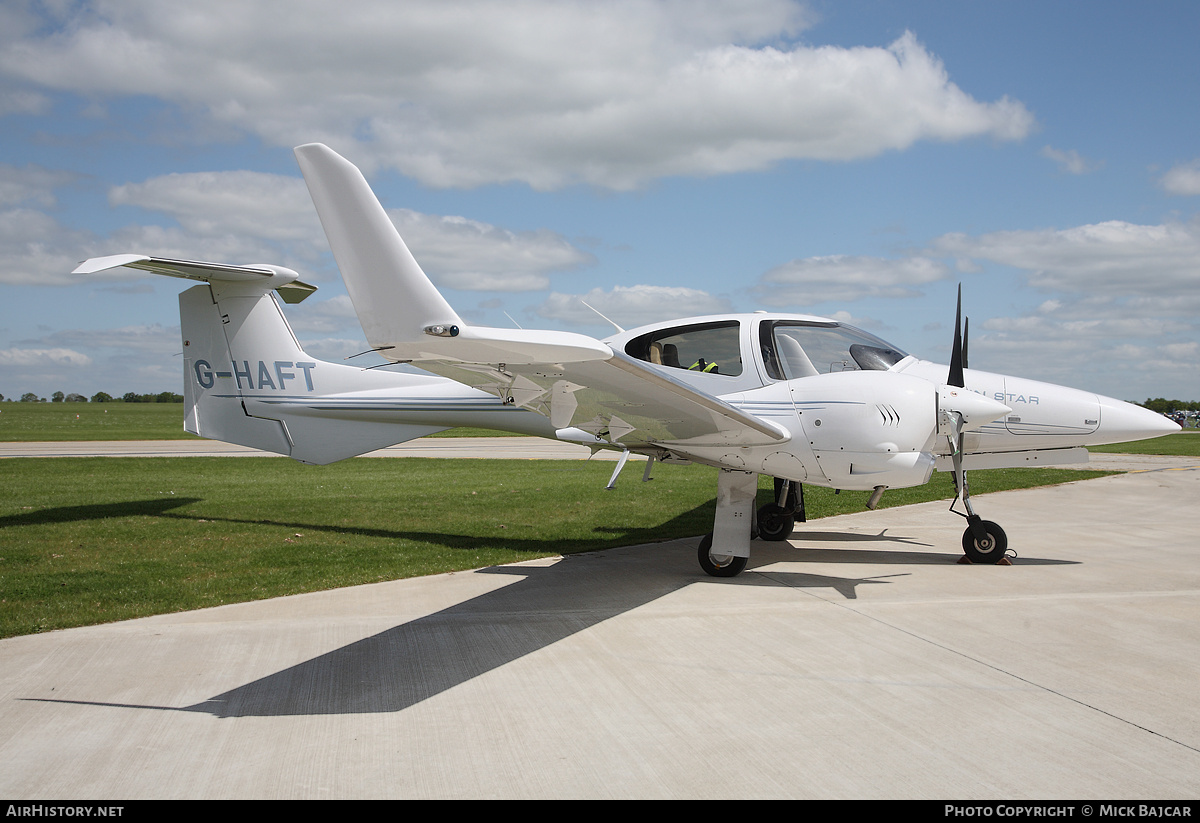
(951, 459), (1010, 564)
(961, 517), (1007, 564)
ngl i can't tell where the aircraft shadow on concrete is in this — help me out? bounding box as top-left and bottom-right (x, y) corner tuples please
(784, 528), (1075, 567)
(27, 509), (1074, 720)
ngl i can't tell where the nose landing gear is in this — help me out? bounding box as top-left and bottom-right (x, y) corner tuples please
(951, 457), (1010, 565)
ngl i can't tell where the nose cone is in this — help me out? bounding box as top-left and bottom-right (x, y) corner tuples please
(1096, 396), (1181, 445)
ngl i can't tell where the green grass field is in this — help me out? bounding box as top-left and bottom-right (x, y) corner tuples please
(1087, 431), (1200, 456)
(1, 402), (1192, 640)
(0, 402), (200, 441)
(0, 455), (1110, 639)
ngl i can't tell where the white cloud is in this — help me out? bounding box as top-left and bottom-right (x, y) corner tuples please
(0, 207), (98, 287)
(109, 171), (318, 241)
(388, 209), (594, 291)
(0, 2), (1034, 190)
(1159, 160), (1200, 196)
(0, 164), (77, 208)
(931, 219), (1200, 299)
(0, 178), (323, 287)
(923, 220), (1200, 397)
(963, 309), (1200, 399)
(108, 173), (592, 291)
(283, 295), (361, 335)
(0, 347), (92, 368)
(1040, 145), (1097, 175)
(536, 284), (733, 328)
(2, 325), (186, 397)
(3, 167), (590, 291)
(0, 89), (47, 115)
(755, 255), (949, 305)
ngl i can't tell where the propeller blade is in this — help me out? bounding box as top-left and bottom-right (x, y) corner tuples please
(947, 284), (965, 388)
(963, 316), (969, 370)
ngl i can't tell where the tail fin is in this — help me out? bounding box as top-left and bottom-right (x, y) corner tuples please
(74, 253), (453, 463)
(179, 281), (449, 464)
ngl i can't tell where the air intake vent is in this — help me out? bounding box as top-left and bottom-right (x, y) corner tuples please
(877, 405), (900, 426)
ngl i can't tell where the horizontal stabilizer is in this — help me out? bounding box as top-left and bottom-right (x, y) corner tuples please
(73, 254), (317, 303)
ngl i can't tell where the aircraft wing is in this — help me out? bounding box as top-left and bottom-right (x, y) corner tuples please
(416, 349), (789, 447)
(73, 254), (318, 304)
(293, 142), (787, 450)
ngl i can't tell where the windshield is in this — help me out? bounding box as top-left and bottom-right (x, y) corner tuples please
(760, 321), (907, 380)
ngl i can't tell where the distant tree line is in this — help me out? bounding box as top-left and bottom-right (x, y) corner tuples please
(1140, 398), (1200, 413)
(1, 391), (184, 403)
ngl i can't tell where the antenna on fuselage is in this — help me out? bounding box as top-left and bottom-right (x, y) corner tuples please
(963, 316), (970, 370)
(581, 300), (624, 334)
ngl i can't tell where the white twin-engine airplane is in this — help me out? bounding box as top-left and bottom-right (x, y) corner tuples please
(74, 143), (1178, 577)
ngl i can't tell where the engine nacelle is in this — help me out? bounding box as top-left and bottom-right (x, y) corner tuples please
(794, 370), (939, 490)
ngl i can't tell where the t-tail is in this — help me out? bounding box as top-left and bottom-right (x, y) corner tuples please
(72, 256), (551, 462)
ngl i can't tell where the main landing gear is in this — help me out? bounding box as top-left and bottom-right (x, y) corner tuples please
(698, 472), (806, 578)
(697, 532), (747, 578)
(757, 477), (804, 542)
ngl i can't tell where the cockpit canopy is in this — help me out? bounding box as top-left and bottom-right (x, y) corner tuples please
(622, 316), (907, 384)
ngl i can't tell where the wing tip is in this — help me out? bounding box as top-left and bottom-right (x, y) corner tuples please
(72, 253), (150, 275)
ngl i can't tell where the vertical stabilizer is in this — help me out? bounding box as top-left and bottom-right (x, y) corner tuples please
(179, 282), (450, 464)
(181, 284), (295, 455)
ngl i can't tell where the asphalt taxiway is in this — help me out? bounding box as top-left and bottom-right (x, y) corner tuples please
(1, 444), (1198, 798)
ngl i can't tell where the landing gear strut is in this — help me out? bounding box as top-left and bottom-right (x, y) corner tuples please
(756, 478), (804, 542)
(697, 469), (756, 578)
(950, 449), (1009, 564)
(698, 473), (806, 577)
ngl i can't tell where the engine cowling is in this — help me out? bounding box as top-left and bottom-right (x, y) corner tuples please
(793, 371), (940, 490)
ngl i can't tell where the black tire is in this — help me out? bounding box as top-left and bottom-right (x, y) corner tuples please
(756, 503), (795, 542)
(697, 533), (748, 577)
(962, 520), (1008, 564)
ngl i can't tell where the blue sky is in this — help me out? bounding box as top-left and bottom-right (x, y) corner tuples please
(2, 0), (1198, 403)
